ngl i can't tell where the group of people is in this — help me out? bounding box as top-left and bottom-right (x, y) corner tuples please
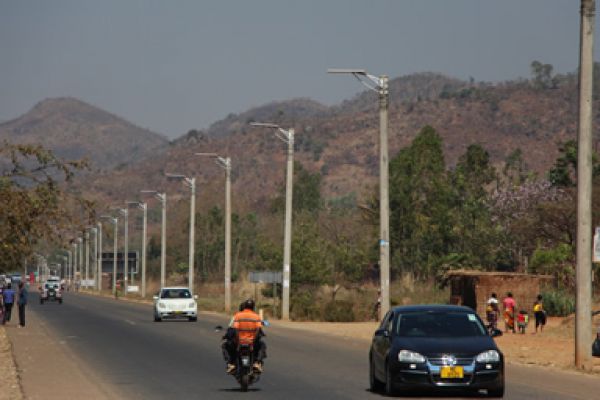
(0, 281), (28, 327)
(486, 292), (546, 335)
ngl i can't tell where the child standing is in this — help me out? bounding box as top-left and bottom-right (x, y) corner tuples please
(517, 310), (529, 334)
(533, 294), (546, 333)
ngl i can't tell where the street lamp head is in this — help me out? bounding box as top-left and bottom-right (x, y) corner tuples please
(250, 122), (280, 129)
(196, 152), (218, 157)
(100, 215), (117, 224)
(327, 68), (367, 75)
(165, 173), (187, 181)
(140, 190), (157, 195)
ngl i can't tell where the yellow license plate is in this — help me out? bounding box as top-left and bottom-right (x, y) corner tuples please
(440, 366), (464, 379)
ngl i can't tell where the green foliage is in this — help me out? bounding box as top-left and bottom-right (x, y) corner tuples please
(530, 61), (557, 90)
(530, 244), (574, 288)
(541, 289), (575, 317)
(290, 290), (322, 320)
(323, 300), (356, 322)
(272, 161), (322, 214)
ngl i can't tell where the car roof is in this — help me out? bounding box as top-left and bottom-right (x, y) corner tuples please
(390, 304), (475, 313)
(160, 287), (190, 290)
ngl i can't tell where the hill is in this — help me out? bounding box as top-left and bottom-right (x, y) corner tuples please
(77, 70), (587, 215)
(0, 97), (169, 171)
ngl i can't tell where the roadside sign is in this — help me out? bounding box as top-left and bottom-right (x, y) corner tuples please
(594, 227), (600, 263)
(249, 271), (282, 284)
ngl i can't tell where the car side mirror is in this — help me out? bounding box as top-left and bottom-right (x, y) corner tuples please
(375, 329), (390, 338)
(490, 329), (503, 338)
(152, 295), (159, 301)
(215, 325), (223, 332)
(193, 295), (198, 300)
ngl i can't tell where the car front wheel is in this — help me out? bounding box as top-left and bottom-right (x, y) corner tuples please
(385, 363), (396, 397)
(369, 355), (384, 393)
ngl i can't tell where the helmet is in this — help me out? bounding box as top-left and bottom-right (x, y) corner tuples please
(242, 298), (255, 311)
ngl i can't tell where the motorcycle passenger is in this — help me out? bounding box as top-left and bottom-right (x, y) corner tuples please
(221, 299), (266, 374)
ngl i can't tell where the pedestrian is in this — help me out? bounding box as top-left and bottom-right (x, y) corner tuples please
(533, 294), (546, 334)
(0, 285), (5, 325)
(17, 281), (28, 327)
(517, 310), (529, 334)
(502, 292), (516, 333)
(2, 283), (15, 323)
(486, 293), (499, 333)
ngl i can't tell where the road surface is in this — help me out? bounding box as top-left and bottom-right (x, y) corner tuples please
(7, 292), (600, 399)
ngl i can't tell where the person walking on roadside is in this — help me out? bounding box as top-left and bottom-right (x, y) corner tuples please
(533, 294), (546, 334)
(502, 292), (516, 334)
(2, 283), (15, 323)
(0, 285), (5, 325)
(485, 293), (499, 333)
(17, 281), (28, 327)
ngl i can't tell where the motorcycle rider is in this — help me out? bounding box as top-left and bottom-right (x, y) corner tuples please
(221, 298), (266, 374)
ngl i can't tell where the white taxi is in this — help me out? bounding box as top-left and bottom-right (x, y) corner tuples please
(153, 287), (198, 322)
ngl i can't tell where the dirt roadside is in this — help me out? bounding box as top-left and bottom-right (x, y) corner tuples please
(3, 307), (123, 400)
(0, 326), (23, 400)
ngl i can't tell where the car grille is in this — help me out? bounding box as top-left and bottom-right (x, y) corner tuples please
(428, 357), (473, 366)
(167, 304), (185, 311)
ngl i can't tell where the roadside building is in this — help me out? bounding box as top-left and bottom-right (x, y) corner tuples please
(445, 270), (553, 318)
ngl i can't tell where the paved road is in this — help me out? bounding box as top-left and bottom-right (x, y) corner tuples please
(10, 291), (600, 399)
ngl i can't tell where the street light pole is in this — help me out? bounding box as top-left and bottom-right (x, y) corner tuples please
(165, 174), (196, 293)
(127, 201), (148, 297)
(328, 68), (390, 319)
(101, 216), (118, 296)
(84, 230), (90, 286)
(250, 123), (294, 320)
(90, 227), (97, 289)
(196, 153), (232, 312)
(576, 0), (595, 371)
(112, 207), (129, 294)
(78, 237), (83, 285)
(97, 222), (103, 291)
(141, 191), (167, 288)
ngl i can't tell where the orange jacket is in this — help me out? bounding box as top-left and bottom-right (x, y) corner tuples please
(232, 309), (262, 345)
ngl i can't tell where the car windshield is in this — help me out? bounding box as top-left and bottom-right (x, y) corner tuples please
(395, 311), (487, 338)
(160, 289), (192, 299)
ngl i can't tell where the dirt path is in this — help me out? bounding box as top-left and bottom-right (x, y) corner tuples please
(4, 306), (123, 400)
(0, 326), (23, 400)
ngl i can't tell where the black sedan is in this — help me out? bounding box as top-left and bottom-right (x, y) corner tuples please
(369, 305), (504, 397)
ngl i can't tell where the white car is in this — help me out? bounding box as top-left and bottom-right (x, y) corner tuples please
(153, 287), (198, 322)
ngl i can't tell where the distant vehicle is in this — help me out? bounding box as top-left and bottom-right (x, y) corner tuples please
(40, 278), (63, 304)
(153, 287), (197, 322)
(369, 305), (504, 398)
(9, 274), (22, 284)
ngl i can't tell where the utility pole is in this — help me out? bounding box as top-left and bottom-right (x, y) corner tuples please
(84, 230), (90, 286)
(97, 222), (102, 291)
(576, 0), (595, 371)
(123, 209), (129, 294)
(250, 123), (294, 320)
(141, 191), (167, 288)
(328, 69), (390, 318)
(196, 153), (232, 313)
(141, 203), (147, 297)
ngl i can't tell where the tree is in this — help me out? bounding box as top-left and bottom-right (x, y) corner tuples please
(530, 61), (557, 89)
(0, 142), (87, 272)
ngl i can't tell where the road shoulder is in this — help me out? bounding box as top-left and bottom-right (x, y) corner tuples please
(5, 306), (123, 400)
(0, 326), (23, 400)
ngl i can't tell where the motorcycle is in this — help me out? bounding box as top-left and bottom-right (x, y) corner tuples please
(235, 342), (260, 392)
(216, 321), (269, 392)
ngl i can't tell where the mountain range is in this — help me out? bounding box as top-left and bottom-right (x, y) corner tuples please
(1, 71), (591, 213)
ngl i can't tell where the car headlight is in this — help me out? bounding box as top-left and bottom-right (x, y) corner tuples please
(188, 302), (196, 308)
(398, 350), (426, 363)
(476, 350), (500, 363)
(158, 302), (166, 309)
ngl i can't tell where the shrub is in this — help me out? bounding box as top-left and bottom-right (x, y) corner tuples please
(323, 300), (356, 322)
(291, 291), (322, 320)
(541, 290), (575, 317)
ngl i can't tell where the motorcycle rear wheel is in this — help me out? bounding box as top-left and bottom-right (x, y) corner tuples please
(240, 374), (249, 392)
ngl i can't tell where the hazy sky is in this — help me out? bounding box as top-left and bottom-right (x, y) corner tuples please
(1, 1), (597, 138)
